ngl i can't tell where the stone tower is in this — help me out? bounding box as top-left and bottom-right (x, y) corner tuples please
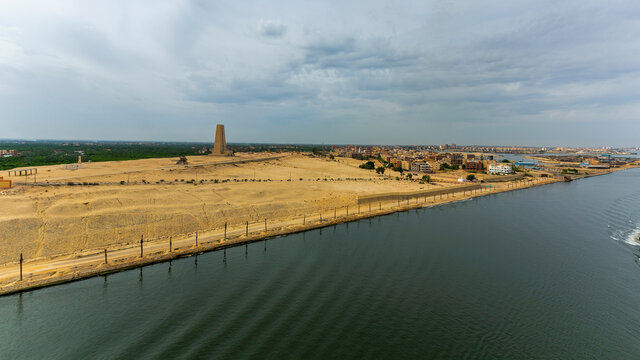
(212, 124), (229, 155)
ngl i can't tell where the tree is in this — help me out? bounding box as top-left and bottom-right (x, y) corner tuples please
(451, 164), (460, 170)
(422, 175), (430, 183)
(501, 159), (510, 163)
(466, 174), (476, 181)
(376, 166), (385, 175)
(359, 161), (375, 170)
(440, 163), (451, 171)
(406, 173), (413, 180)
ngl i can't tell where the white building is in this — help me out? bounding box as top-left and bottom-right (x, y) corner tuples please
(488, 163), (513, 175)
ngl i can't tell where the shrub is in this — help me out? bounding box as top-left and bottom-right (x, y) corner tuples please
(359, 161), (376, 170)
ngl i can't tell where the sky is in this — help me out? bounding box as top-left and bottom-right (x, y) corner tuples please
(0, 0), (639, 147)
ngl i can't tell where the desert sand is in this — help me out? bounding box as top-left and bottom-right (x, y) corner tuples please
(0, 153), (453, 265)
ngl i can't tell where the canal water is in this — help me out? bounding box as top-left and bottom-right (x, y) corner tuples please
(2, 169), (640, 359)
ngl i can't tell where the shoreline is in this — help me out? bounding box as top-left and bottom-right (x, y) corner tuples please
(0, 168), (631, 297)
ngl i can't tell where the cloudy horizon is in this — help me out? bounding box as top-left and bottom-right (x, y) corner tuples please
(1, 1), (639, 147)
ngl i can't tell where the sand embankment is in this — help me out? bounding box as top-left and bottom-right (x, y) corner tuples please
(2, 153), (627, 295)
(0, 154), (439, 264)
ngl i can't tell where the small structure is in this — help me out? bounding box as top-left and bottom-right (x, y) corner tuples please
(0, 176), (11, 189)
(64, 164), (84, 170)
(8, 168), (37, 177)
(515, 161), (536, 166)
(175, 156), (189, 165)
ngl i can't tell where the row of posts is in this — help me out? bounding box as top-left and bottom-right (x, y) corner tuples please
(17, 182), (530, 281)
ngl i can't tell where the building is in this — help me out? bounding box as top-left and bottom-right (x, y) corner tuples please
(488, 163), (513, 175)
(451, 153), (464, 166)
(0, 149), (18, 157)
(465, 161), (483, 172)
(410, 162), (432, 173)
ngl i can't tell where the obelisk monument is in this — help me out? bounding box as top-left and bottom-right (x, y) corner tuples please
(212, 124), (231, 156)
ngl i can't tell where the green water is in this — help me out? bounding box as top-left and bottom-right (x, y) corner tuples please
(2, 169), (640, 359)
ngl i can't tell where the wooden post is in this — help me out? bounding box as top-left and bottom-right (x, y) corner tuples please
(140, 235), (144, 258)
(224, 222), (227, 240)
(196, 231), (198, 247)
(369, 202), (371, 212)
(104, 249), (107, 264)
(358, 204), (360, 213)
(303, 214), (306, 225)
(19, 253), (23, 281)
(320, 213), (322, 221)
(169, 236), (172, 252)
(334, 208), (337, 219)
(347, 206), (349, 216)
(246, 221), (249, 236)
(379, 202), (381, 210)
(264, 219), (267, 231)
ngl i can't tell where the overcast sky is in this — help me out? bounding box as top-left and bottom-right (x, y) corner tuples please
(1, 1), (639, 147)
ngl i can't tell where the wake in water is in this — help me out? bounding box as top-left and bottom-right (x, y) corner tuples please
(609, 223), (640, 246)
(628, 227), (640, 246)
(605, 188), (640, 247)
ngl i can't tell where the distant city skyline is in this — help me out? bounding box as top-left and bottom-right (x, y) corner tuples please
(1, 1), (639, 147)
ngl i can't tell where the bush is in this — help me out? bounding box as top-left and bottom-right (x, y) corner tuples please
(422, 175), (431, 183)
(466, 174), (476, 181)
(359, 161), (376, 170)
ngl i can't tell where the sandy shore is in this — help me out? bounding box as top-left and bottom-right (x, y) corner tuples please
(1, 153), (633, 296)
